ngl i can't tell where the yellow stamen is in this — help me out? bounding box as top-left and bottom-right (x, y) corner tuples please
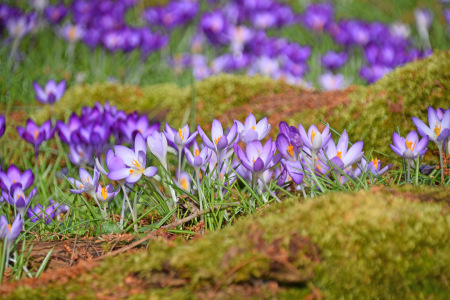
(336, 151), (342, 160)
(311, 130), (316, 142)
(194, 149), (200, 157)
(7, 224), (11, 233)
(287, 143), (294, 157)
(101, 187), (108, 200)
(371, 158), (379, 170)
(178, 128), (185, 141)
(129, 169), (134, 174)
(34, 130), (39, 140)
(251, 126), (255, 130)
(434, 122), (442, 136)
(79, 184), (83, 188)
(405, 139), (416, 151)
(215, 136), (221, 145)
(180, 177), (188, 190)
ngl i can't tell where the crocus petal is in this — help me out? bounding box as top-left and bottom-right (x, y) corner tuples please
(108, 168), (132, 181)
(343, 141), (364, 167)
(336, 129), (349, 155)
(244, 113), (256, 128)
(427, 106), (438, 130)
(216, 135), (228, 151)
(253, 157), (265, 172)
(126, 171), (142, 183)
(185, 148), (195, 166)
(412, 117), (434, 139)
(255, 117), (269, 139)
(437, 128), (450, 141)
(114, 145), (137, 166)
(242, 129), (259, 143)
(134, 133), (146, 155)
(392, 132), (405, 151)
(390, 144), (404, 157)
(211, 119), (224, 141)
(198, 125), (215, 149)
(143, 166), (158, 177)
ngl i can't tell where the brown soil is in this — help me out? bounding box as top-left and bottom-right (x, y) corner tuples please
(214, 86), (354, 132)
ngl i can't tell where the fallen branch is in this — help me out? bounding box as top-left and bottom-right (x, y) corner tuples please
(93, 202), (240, 261)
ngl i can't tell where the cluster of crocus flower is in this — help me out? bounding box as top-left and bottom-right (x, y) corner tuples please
(1, 1), (440, 88)
(67, 105), (396, 224)
(391, 106), (450, 183)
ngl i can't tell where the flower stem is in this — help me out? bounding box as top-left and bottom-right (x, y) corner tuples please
(259, 175), (281, 203)
(121, 185), (136, 231)
(196, 170), (204, 225)
(438, 145), (444, 185)
(406, 161), (411, 184)
(177, 149), (182, 187)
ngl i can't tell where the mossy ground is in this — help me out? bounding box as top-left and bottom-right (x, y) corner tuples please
(6, 186), (450, 299)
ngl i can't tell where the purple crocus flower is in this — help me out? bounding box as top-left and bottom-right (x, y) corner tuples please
(59, 23), (84, 43)
(107, 133), (158, 184)
(0, 164), (34, 193)
(276, 132), (304, 184)
(201, 10), (230, 45)
(68, 167), (100, 194)
(390, 131), (429, 162)
(6, 13), (36, 40)
(96, 149), (126, 177)
(68, 144), (94, 166)
(321, 51), (347, 70)
(412, 106), (450, 146)
(301, 3), (334, 32)
(147, 131), (168, 169)
(44, 3), (68, 24)
(164, 123), (198, 153)
(120, 113), (159, 143)
(27, 204), (57, 225)
(17, 119), (55, 157)
(0, 213), (22, 246)
(319, 73), (345, 91)
(7, 183), (37, 215)
(318, 130), (364, 170)
(0, 114), (5, 139)
(233, 139), (281, 175)
(235, 113), (271, 144)
(33, 79), (66, 105)
(198, 120), (238, 160)
(56, 113), (82, 144)
(176, 171), (191, 192)
(185, 141), (212, 170)
(298, 123), (332, 158)
(49, 199), (70, 215)
(360, 65), (391, 84)
(356, 158), (392, 176)
(95, 183), (120, 203)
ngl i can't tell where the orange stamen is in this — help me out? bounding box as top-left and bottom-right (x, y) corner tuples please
(405, 139), (416, 151)
(7, 224), (11, 233)
(336, 151), (342, 160)
(287, 143), (294, 157)
(180, 178), (188, 190)
(178, 128), (185, 141)
(434, 122), (442, 136)
(194, 149), (200, 157)
(371, 158), (379, 170)
(311, 130), (316, 142)
(101, 187), (108, 200)
(34, 130), (39, 140)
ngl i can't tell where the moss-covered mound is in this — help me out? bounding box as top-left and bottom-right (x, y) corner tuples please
(34, 74), (300, 128)
(290, 51), (450, 155)
(7, 186), (450, 299)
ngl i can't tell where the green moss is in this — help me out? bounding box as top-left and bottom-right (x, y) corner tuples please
(291, 51), (450, 157)
(7, 186), (450, 299)
(33, 74), (299, 128)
